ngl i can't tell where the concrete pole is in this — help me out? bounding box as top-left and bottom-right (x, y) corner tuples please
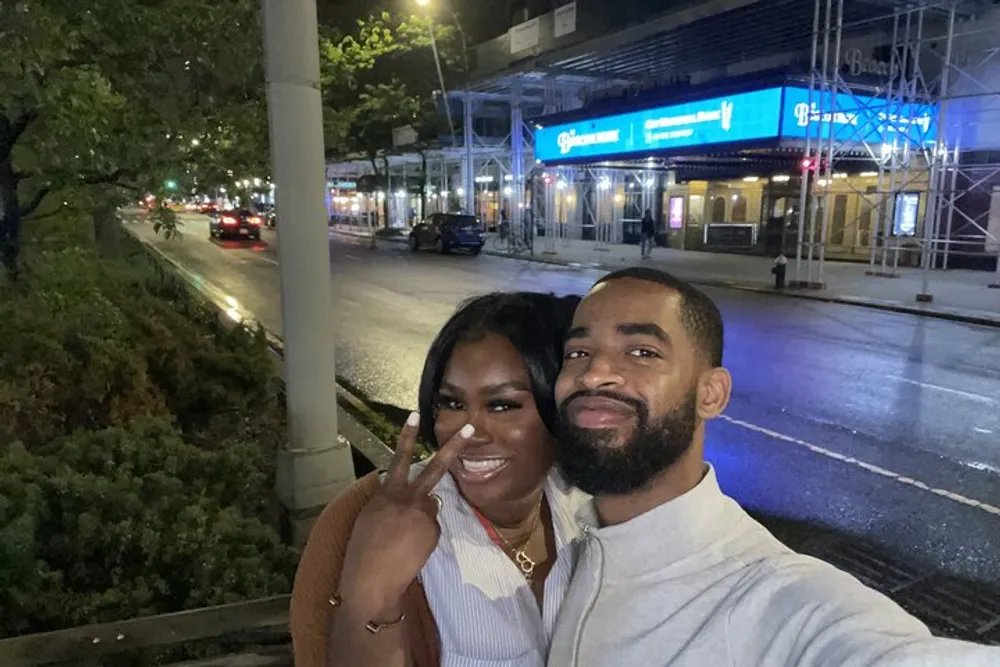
(261, 0), (356, 542)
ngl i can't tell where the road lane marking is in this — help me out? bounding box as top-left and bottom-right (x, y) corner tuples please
(256, 256), (279, 266)
(346, 254), (361, 261)
(974, 428), (993, 435)
(885, 375), (995, 404)
(719, 414), (1000, 518)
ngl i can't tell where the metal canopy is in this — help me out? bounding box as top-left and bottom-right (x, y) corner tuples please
(469, 0), (979, 98)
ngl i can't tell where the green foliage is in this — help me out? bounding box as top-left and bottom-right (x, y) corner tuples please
(0, 217), (294, 637)
(0, 0), (270, 272)
(0, 421), (296, 637)
(321, 10), (465, 163)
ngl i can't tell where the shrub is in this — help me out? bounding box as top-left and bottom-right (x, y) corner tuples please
(0, 420), (297, 637)
(0, 215), (294, 638)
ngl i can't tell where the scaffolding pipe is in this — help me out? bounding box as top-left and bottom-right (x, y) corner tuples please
(796, 0), (821, 286)
(918, 3), (954, 300)
(463, 93), (475, 215)
(817, 0), (845, 288)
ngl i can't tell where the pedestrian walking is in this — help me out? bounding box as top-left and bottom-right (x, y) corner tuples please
(640, 209), (655, 259)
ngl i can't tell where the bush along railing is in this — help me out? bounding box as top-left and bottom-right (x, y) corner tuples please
(0, 224), (394, 667)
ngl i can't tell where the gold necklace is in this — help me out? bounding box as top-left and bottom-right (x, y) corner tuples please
(487, 501), (543, 582)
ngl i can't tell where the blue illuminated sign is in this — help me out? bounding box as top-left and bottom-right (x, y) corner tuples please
(534, 88), (785, 162)
(533, 86), (939, 163)
(780, 87), (937, 147)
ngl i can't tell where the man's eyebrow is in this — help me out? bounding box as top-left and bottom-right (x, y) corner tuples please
(565, 325), (589, 341)
(617, 322), (670, 342)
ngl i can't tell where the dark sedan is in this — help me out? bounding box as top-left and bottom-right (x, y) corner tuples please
(209, 209), (263, 241)
(408, 213), (484, 255)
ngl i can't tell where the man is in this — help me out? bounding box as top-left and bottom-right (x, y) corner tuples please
(639, 209), (655, 259)
(548, 266), (996, 666)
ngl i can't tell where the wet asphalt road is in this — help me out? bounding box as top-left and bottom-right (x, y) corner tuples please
(128, 215), (1000, 587)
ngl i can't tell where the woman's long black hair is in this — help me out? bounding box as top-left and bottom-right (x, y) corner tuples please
(417, 291), (581, 449)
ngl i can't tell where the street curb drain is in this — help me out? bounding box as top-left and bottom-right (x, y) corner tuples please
(799, 535), (1000, 644)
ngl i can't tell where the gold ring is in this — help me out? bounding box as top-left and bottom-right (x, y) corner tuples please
(430, 493), (443, 511)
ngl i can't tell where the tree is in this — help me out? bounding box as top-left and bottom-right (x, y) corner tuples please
(320, 11), (465, 225)
(0, 0), (269, 277)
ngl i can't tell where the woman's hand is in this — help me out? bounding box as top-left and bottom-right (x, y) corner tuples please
(338, 413), (473, 621)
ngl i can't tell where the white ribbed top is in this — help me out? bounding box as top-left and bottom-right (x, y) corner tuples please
(414, 465), (590, 667)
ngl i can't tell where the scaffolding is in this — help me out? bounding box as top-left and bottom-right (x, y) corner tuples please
(798, 0), (1000, 296)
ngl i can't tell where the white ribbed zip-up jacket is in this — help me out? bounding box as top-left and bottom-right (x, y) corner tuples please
(547, 465), (998, 667)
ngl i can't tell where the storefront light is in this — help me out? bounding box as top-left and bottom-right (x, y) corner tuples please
(598, 177), (611, 190)
(817, 179), (828, 187)
(503, 186), (513, 195)
(860, 171), (878, 178)
(742, 176), (759, 182)
(457, 187), (465, 196)
(834, 172), (848, 179)
(771, 175), (790, 183)
(395, 190), (406, 197)
(556, 180), (567, 190)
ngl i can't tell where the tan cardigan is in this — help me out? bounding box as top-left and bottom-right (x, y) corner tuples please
(290, 472), (441, 667)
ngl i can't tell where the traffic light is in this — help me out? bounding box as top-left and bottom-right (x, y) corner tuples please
(165, 179), (178, 191)
(801, 157), (816, 172)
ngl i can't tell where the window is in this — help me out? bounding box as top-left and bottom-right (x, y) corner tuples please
(711, 196), (727, 222)
(731, 194), (748, 222)
(829, 194), (848, 245)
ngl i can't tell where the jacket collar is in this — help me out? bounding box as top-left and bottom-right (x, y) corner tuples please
(574, 464), (742, 581)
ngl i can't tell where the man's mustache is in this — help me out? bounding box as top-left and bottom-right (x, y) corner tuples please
(558, 390), (648, 422)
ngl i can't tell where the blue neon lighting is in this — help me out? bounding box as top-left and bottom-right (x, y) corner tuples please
(532, 86), (939, 163)
(533, 88), (785, 162)
(780, 87), (937, 147)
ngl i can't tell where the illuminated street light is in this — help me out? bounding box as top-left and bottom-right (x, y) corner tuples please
(190, 138), (200, 147)
(415, 0), (430, 5)
(253, 177), (262, 187)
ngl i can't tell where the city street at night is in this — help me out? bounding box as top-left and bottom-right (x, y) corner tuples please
(128, 214), (1000, 593)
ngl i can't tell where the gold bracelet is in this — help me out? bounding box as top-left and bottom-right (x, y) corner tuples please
(365, 612), (407, 634)
(328, 593), (406, 633)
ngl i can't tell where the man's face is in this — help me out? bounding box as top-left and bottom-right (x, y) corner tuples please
(554, 278), (703, 495)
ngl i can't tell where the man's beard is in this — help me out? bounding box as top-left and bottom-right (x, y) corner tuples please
(555, 389), (698, 496)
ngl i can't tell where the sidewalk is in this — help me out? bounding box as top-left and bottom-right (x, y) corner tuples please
(331, 225), (1000, 327)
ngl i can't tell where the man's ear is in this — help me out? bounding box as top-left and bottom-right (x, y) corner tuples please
(697, 366), (732, 420)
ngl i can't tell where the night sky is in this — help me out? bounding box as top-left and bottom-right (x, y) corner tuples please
(318, 0), (544, 42)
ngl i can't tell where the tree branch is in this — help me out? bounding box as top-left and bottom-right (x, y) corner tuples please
(0, 109), (38, 162)
(20, 186), (51, 217)
(23, 208), (64, 223)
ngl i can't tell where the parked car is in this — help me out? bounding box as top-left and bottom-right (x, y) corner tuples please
(209, 209), (264, 241)
(408, 213), (485, 255)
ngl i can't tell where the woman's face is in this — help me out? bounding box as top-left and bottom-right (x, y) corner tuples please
(433, 333), (555, 513)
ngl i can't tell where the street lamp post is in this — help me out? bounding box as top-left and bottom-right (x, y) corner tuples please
(415, 0), (456, 145)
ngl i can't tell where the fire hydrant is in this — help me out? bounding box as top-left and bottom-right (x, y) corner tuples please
(772, 254), (787, 289)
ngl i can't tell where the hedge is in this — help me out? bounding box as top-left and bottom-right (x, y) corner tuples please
(0, 215), (296, 638)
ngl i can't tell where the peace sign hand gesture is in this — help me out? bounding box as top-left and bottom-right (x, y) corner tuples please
(338, 412), (474, 621)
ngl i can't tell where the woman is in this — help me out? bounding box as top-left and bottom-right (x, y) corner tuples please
(290, 291), (587, 667)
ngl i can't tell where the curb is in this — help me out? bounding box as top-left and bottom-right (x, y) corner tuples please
(130, 228), (393, 469)
(328, 228), (1000, 328)
(481, 249), (1000, 329)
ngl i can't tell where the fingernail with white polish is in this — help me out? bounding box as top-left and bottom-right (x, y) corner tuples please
(407, 411), (420, 427)
(459, 424), (475, 438)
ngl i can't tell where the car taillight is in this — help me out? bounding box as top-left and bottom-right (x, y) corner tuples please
(221, 216), (237, 225)
(249, 216), (262, 225)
